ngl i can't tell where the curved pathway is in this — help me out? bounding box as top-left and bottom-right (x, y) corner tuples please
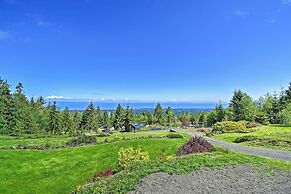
(187, 132), (291, 161)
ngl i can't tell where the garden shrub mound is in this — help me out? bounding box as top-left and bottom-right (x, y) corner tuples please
(65, 135), (96, 147)
(176, 136), (212, 156)
(213, 121), (259, 134)
(165, 133), (183, 138)
(118, 147), (149, 169)
(234, 135), (258, 143)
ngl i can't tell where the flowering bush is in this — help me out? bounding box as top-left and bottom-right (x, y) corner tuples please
(176, 136), (212, 156)
(118, 147), (149, 169)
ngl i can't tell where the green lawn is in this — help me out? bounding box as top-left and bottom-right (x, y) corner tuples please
(76, 147), (291, 193)
(95, 131), (187, 143)
(213, 125), (291, 151)
(0, 137), (70, 148)
(0, 138), (187, 194)
(0, 131), (185, 148)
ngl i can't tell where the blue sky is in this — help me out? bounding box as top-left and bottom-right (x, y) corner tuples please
(1, 0), (291, 102)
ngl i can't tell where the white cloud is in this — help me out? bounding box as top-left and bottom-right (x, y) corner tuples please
(235, 10), (249, 16)
(268, 19), (277, 23)
(282, 0), (291, 5)
(37, 20), (55, 28)
(45, 96), (71, 100)
(0, 31), (10, 40)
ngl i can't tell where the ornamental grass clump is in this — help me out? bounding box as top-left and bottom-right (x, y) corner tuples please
(118, 147), (149, 169)
(176, 136), (212, 156)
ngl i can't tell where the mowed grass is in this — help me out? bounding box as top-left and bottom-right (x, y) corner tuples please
(0, 137), (70, 148)
(213, 125), (291, 151)
(0, 131), (183, 148)
(77, 147), (291, 193)
(95, 131), (187, 143)
(0, 138), (187, 194)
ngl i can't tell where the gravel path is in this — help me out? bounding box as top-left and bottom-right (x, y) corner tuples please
(129, 165), (291, 194)
(187, 132), (291, 161)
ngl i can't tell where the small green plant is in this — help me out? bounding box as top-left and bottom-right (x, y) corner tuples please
(234, 135), (257, 143)
(118, 147), (149, 169)
(166, 133), (183, 138)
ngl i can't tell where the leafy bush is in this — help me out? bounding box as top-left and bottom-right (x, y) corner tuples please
(234, 135), (257, 143)
(213, 121), (247, 133)
(166, 133), (183, 138)
(176, 136), (212, 156)
(118, 147), (149, 169)
(65, 135), (96, 147)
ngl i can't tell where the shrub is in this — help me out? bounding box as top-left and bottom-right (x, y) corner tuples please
(213, 121), (247, 133)
(176, 136), (212, 156)
(118, 147), (149, 169)
(234, 135), (257, 143)
(166, 133), (183, 138)
(65, 135), (96, 147)
(97, 132), (110, 137)
(88, 168), (113, 183)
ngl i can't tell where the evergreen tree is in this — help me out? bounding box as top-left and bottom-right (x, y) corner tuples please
(47, 102), (60, 134)
(215, 101), (226, 122)
(165, 107), (174, 126)
(145, 112), (154, 125)
(72, 110), (82, 134)
(60, 107), (74, 134)
(95, 106), (103, 129)
(0, 80), (16, 134)
(283, 82), (291, 104)
(14, 83), (32, 134)
(79, 102), (96, 132)
(113, 104), (124, 130)
(124, 106), (133, 131)
(154, 103), (164, 125)
(229, 90), (256, 121)
(103, 110), (110, 129)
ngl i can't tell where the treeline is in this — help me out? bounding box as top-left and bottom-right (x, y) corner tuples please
(0, 77), (290, 136)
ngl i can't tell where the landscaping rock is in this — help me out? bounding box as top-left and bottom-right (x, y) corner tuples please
(129, 165), (291, 194)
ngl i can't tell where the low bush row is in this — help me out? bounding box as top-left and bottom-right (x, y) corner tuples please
(234, 135), (258, 143)
(234, 135), (291, 147)
(3, 134), (182, 150)
(65, 135), (97, 147)
(213, 121), (260, 134)
(165, 133), (184, 138)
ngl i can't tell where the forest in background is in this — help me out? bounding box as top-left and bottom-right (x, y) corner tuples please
(0, 77), (290, 136)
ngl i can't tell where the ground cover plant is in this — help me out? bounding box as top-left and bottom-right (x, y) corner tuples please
(213, 125), (291, 151)
(0, 138), (187, 194)
(74, 147), (291, 194)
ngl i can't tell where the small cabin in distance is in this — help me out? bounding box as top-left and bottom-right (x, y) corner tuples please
(125, 123), (144, 132)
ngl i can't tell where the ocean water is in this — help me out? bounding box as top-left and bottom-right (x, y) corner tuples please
(53, 101), (220, 112)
